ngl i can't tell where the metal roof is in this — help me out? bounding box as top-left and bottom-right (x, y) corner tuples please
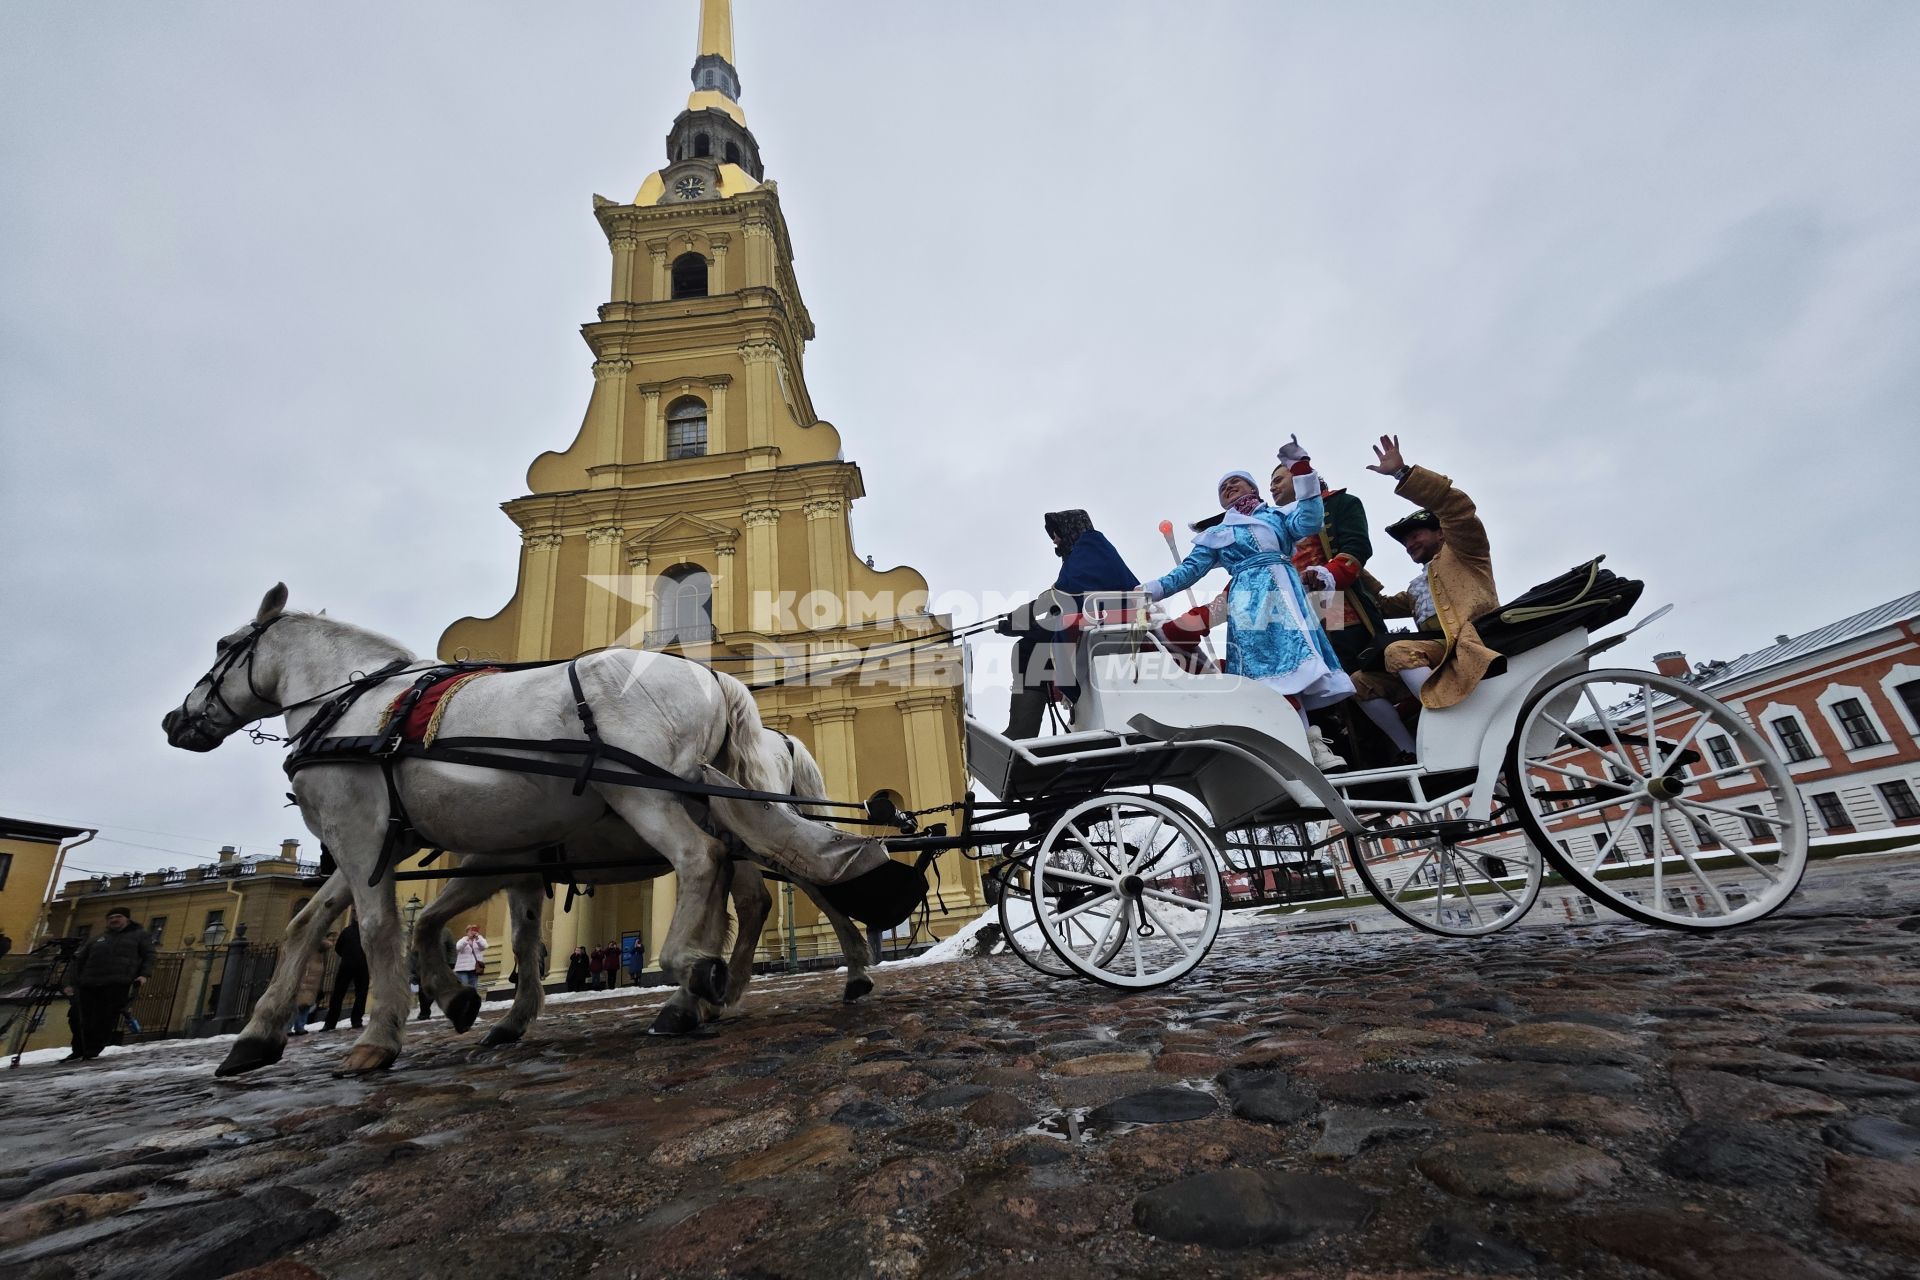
(1697, 589), (1920, 695)
(0, 816), (92, 843)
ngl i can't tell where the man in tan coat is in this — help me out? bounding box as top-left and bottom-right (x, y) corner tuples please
(1366, 436), (1501, 710)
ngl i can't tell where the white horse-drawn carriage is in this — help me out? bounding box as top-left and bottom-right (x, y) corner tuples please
(961, 586), (1811, 989)
(163, 565), (1810, 1074)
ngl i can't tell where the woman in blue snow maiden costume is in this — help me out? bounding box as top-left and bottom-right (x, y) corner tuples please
(1136, 436), (1353, 769)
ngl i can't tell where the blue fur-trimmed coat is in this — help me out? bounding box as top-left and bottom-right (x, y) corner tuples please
(1147, 498), (1343, 687)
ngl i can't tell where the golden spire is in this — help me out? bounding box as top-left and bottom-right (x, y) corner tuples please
(697, 0), (733, 63)
(686, 0), (745, 126)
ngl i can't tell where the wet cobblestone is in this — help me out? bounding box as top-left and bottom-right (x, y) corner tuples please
(4, 854), (1920, 1277)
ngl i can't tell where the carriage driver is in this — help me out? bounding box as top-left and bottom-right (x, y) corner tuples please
(1366, 434), (1502, 710)
(996, 509), (1139, 740)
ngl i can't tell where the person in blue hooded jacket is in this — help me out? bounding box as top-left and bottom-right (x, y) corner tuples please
(998, 509), (1138, 739)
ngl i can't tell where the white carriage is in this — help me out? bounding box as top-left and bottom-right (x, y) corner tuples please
(965, 590), (1811, 989)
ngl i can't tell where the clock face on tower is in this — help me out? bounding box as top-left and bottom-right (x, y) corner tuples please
(674, 175), (706, 201)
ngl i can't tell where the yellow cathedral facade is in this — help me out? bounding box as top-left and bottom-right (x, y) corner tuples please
(437, 0), (982, 983)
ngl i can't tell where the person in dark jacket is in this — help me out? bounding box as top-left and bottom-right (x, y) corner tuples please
(998, 509), (1139, 739)
(411, 928), (457, 1021)
(62, 907), (154, 1062)
(323, 917), (369, 1031)
(565, 945), (591, 992)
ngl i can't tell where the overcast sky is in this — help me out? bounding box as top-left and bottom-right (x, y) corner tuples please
(4, 1), (1916, 879)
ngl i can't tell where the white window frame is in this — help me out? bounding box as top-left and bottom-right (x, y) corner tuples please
(1816, 684), (1897, 764)
(1877, 664), (1920, 738)
(1876, 777), (1920, 823)
(1808, 790), (1854, 833)
(1752, 701), (1827, 775)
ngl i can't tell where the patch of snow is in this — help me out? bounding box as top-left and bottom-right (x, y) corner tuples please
(10, 1030), (239, 1069)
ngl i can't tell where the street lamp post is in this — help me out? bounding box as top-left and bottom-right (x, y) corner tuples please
(404, 895), (422, 936)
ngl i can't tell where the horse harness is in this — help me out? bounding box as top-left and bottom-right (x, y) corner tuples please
(284, 657), (830, 889)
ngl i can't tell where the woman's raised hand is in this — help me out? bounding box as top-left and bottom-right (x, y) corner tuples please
(1367, 434), (1405, 476)
(1276, 434), (1310, 466)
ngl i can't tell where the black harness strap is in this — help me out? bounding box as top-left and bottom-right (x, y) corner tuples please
(565, 659), (603, 796)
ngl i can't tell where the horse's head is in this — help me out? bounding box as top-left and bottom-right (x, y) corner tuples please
(162, 583), (292, 752)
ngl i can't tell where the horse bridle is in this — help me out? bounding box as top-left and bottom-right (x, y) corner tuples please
(173, 614), (288, 740)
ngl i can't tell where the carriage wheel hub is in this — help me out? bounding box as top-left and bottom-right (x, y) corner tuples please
(1646, 774), (1689, 800)
(1120, 874), (1144, 897)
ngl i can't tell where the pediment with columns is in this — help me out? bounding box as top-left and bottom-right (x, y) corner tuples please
(624, 511), (739, 564)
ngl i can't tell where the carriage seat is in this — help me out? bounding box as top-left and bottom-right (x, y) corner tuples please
(1358, 558), (1643, 674)
(1471, 558), (1643, 657)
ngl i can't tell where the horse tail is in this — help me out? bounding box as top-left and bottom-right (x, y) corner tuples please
(713, 671), (781, 795)
(784, 734), (832, 820)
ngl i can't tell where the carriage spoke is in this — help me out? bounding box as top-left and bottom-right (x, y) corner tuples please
(1129, 911), (1145, 978)
(1066, 824), (1122, 876)
(1585, 684), (1644, 775)
(1141, 886), (1202, 908)
(1642, 686), (1661, 779)
(1053, 889), (1121, 924)
(1535, 789), (1642, 824)
(1586, 797), (1646, 873)
(1445, 853), (1484, 923)
(1542, 712), (1638, 784)
(1133, 829), (1184, 875)
(1670, 802), (1784, 882)
(1672, 795), (1789, 827)
(1144, 848), (1206, 877)
(1382, 843), (1440, 900)
(1140, 901), (1194, 960)
(1129, 816), (1166, 872)
(1086, 896), (1125, 961)
(1649, 799), (1667, 904)
(1529, 758), (1619, 789)
(1043, 866), (1116, 889)
(1656, 710), (1712, 777)
(1668, 834), (1732, 916)
(1693, 760), (1768, 787)
(1475, 861), (1524, 908)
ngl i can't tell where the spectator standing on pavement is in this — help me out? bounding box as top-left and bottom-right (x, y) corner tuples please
(323, 917), (369, 1031)
(625, 938), (646, 988)
(290, 934), (333, 1036)
(453, 924), (488, 990)
(61, 907), (154, 1062)
(602, 941), (620, 990)
(565, 946), (590, 992)
(413, 928), (457, 1020)
(587, 945), (606, 990)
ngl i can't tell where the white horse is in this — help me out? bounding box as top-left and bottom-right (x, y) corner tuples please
(164, 585), (896, 1076)
(406, 731), (883, 1046)
(238, 732), (880, 1067)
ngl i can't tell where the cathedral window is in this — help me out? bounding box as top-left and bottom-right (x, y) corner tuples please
(665, 396), (708, 458)
(725, 141), (741, 165)
(671, 252), (709, 299)
(651, 565), (714, 647)
(693, 133), (712, 158)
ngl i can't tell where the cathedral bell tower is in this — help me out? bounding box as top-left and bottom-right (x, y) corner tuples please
(441, 0), (980, 975)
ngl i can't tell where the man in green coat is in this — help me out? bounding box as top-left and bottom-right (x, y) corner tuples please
(62, 907), (155, 1062)
(1271, 463), (1415, 756)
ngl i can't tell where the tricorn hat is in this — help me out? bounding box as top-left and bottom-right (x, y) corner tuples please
(1385, 510), (1440, 544)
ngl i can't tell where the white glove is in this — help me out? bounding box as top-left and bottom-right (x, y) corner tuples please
(1300, 566), (1336, 592)
(1276, 435), (1310, 467)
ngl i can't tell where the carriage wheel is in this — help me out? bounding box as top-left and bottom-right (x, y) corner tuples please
(1344, 793), (1543, 937)
(1030, 794), (1223, 990)
(1507, 668), (1809, 931)
(995, 858), (1122, 979)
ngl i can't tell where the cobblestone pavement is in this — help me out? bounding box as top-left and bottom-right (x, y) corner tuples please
(5, 855), (1920, 1280)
